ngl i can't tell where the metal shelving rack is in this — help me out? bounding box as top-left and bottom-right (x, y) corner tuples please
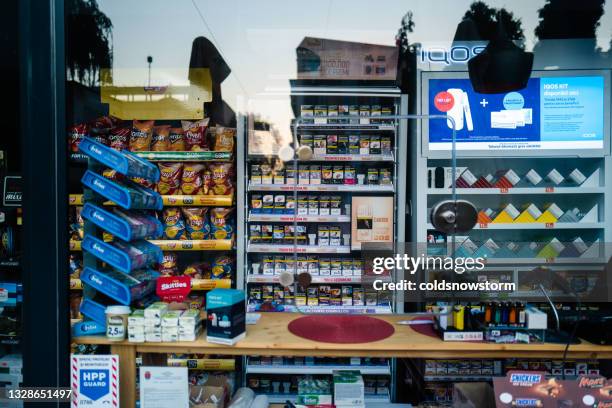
(236, 82), (408, 402)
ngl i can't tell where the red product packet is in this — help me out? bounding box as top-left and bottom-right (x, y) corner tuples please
(181, 118), (210, 151)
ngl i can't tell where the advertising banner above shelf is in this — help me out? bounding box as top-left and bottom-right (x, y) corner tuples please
(425, 73), (607, 152)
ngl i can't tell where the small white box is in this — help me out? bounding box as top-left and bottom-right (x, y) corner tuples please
(525, 169), (543, 185)
(525, 306), (548, 330)
(546, 169), (564, 185)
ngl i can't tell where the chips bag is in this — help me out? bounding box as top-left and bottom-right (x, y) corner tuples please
(213, 126), (236, 152)
(211, 254), (233, 279)
(162, 208), (185, 239)
(181, 164), (205, 195)
(89, 116), (117, 135)
(182, 208), (210, 240)
(181, 118), (210, 151)
(208, 163), (234, 196)
(168, 128), (186, 151)
(108, 127), (130, 151)
(129, 120), (154, 151)
(151, 125), (171, 151)
(68, 123), (88, 153)
(157, 162), (183, 195)
(209, 207), (233, 239)
(159, 252), (179, 276)
(202, 169), (212, 195)
(183, 262), (210, 279)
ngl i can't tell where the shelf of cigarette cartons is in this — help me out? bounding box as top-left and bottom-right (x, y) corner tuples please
(236, 84), (409, 402)
(261, 393), (391, 405)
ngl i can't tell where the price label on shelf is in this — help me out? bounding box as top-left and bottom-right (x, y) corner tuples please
(545, 223), (555, 229)
(545, 187), (555, 193)
(499, 187), (509, 194)
(479, 223), (488, 229)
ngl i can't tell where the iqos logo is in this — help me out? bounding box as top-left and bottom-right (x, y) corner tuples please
(420, 45), (486, 65)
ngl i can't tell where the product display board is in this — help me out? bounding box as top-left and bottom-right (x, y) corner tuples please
(237, 82), (408, 402)
(426, 75), (606, 151)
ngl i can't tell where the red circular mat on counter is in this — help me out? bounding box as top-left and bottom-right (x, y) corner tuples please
(288, 315), (395, 344)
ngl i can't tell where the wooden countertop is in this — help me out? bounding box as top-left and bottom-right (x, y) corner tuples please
(74, 313), (612, 359)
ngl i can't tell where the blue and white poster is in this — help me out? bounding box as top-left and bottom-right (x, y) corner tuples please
(71, 355), (119, 407)
(428, 75), (604, 151)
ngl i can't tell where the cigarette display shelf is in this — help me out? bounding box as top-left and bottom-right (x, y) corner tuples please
(261, 393), (391, 404)
(70, 239), (233, 251)
(295, 123), (396, 131)
(427, 186), (605, 195)
(246, 274), (391, 284)
(167, 357), (236, 371)
(247, 244), (351, 254)
(69, 278), (230, 291)
(248, 305), (393, 314)
(248, 183), (394, 193)
(306, 153), (395, 162)
(246, 362), (390, 375)
(133, 151), (232, 162)
(480, 257), (607, 265)
(69, 193), (233, 207)
(426, 223), (605, 230)
(248, 213), (351, 223)
(423, 375), (494, 382)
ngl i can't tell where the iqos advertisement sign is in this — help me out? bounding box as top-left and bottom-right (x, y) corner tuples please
(419, 43), (487, 66)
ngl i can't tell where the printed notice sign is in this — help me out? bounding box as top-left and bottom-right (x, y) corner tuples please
(71, 354), (119, 407)
(140, 366), (189, 408)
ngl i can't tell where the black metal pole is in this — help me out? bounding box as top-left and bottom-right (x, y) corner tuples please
(19, 0), (69, 400)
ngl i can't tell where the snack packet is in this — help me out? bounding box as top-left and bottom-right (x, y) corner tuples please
(202, 169), (212, 195)
(211, 254), (233, 279)
(182, 119), (210, 151)
(183, 262), (210, 279)
(108, 126), (130, 151)
(213, 126), (236, 152)
(157, 162), (183, 195)
(208, 163), (234, 195)
(68, 123), (88, 153)
(209, 207), (233, 239)
(129, 120), (155, 151)
(159, 252), (179, 276)
(168, 127), (186, 151)
(181, 164), (205, 195)
(151, 125), (171, 151)
(162, 208), (185, 239)
(182, 207), (210, 240)
(89, 116), (116, 135)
